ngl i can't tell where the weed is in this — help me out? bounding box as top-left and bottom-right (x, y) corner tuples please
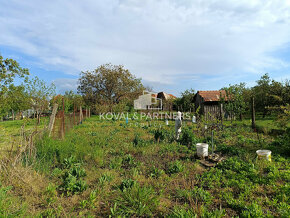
(122, 154), (136, 168)
(113, 184), (159, 217)
(119, 179), (136, 192)
(167, 160), (184, 175)
(59, 159), (87, 195)
(149, 166), (164, 178)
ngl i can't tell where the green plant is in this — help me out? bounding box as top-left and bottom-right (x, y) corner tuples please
(176, 187), (212, 206)
(167, 160), (184, 175)
(169, 207), (197, 218)
(149, 166), (164, 178)
(0, 184), (26, 217)
(98, 172), (114, 186)
(119, 179), (136, 192)
(43, 183), (57, 206)
(112, 184), (159, 217)
(59, 160), (87, 195)
(179, 128), (197, 147)
(241, 202), (264, 218)
(122, 154), (136, 168)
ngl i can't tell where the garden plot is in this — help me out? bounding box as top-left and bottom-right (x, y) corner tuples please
(0, 115), (289, 217)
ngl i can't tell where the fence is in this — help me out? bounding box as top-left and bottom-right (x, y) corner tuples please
(48, 104), (91, 139)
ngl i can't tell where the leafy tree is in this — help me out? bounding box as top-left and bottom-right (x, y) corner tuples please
(221, 83), (247, 120)
(51, 91), (85, 113)
(175, 88), (195, 111)
(0, 54), (29, 87)
(253, 74), (290, 117)
(6, 84), (30, 119)
(0, 54), (29, 119)
(25, 76), (55, 123)
(78, 63), (144, 109)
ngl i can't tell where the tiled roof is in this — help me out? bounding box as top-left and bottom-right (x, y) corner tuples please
(197, 90), (227, 102)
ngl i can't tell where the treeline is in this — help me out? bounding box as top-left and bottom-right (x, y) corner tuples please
(0, 54), (85, 122)
(1, 53), (289, 124)
(175, 74), (289, 127)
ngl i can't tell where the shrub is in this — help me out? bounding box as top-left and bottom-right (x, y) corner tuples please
(179, 128), (198, 147)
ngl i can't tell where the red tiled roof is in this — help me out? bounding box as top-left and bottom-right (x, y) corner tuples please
(168, 94), (177, 99)
(197, 90), (227, 102)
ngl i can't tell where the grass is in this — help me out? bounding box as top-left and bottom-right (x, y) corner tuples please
(0, 115), (289, 217)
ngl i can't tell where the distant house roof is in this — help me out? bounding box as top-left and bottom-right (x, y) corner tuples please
(157, 92), (177, 100)
(196, 90), (227, 102)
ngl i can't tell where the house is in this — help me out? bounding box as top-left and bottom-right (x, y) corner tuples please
(193, 90), (232, 120)
(157, 92), (177, 111)
(134, 91), (162, 110)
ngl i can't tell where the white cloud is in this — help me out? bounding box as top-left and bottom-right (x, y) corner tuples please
(0, 0), (290, 92)
(52, 78), (78, 93)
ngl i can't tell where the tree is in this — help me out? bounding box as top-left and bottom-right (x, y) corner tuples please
(0, 54), (29, 119)
(253, 74), (290, 117)
(51, 91), (85, 113)
(78, 63), (144, 108)
(6, 84), (30, 119)
(174, 88), (195, 112)
(222, 83), (247, 121)
(25, 76), (55, 123)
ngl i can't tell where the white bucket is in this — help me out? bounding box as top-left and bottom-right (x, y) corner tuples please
(256, 150), (271, 161)
(192, 116), (196, 123)
(196, 143), (208, 158)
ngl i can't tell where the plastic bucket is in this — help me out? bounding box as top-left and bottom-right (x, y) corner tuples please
(256, 150), (271, 161)
(196, 143), (208, 158)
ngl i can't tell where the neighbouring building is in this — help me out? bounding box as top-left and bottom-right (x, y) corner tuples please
(193, 90), (233, 120)
(157, 92), (177, 111)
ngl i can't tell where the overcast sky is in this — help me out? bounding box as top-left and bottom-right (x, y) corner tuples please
(0, 0), (290, 96)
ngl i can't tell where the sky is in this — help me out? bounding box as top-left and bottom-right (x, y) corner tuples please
(0, 0), (290, 96)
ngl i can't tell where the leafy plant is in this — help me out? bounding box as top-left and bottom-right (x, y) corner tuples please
(113, 184), (159, 217)
(59, 158), (87, 195)
(119, 179), (136, 192)
(167, 160), (184, 174)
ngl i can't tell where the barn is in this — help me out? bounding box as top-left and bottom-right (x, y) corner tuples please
(193, 90), (232, 120)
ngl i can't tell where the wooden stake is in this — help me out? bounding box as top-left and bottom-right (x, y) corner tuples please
(251, 96), (256, 130)
(48, 104), (58, 137)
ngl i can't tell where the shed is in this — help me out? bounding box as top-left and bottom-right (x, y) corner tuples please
(193, 90), (231, 120)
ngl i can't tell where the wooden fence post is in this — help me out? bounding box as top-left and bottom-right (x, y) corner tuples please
(48, 104), (58, 137)
(79, 106), (83, 123)
(62, 98), (65, 138)
(251, 96), (256, 130)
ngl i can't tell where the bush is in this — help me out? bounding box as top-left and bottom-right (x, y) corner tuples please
(179, 128), (198, 147)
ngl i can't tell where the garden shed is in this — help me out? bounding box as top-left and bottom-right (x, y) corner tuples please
(193, 90), (231, 120)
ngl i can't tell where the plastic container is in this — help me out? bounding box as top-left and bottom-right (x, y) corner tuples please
(256, 150), (271, 161)
(196, 143), (209, 158)
(192, 116), (196, 123)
